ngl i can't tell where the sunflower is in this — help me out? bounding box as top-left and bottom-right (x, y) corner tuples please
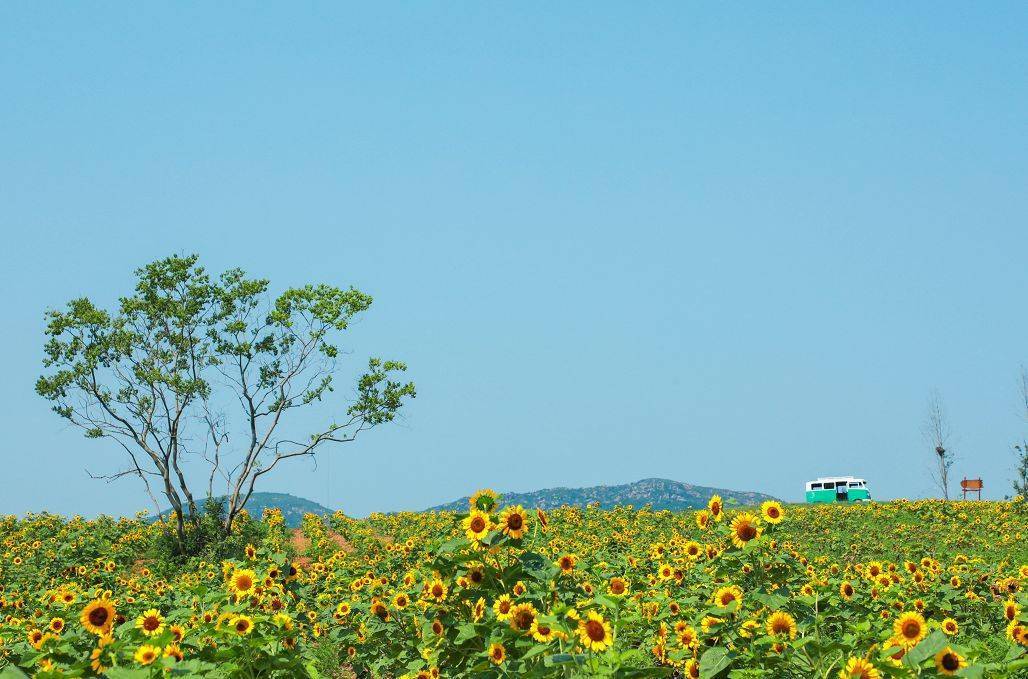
(1004, 599), (1020, 622)
(228, 568), (257, 600)
(164, 644), (184, 661)
(135, 608), (164, 637)
(48, 617), (65, 634)
(493, 594), (514, 621)
(657, 563), (674, 581)
(730, 512), (762, 549)
(837, 657), (880, 679)
(469, 489), (499, 512)
(607, 577), (629, 597)
(531, 620), (556, 643)
(134, 644), (160, 665)
(577, 610), (612, 652)
(509, 602), (538, 632)
(761, 500), (785, 524)
(941, 617), (959, 635)
(463, 510), (492, 542)
(80, 598), (116, 635)
(677, 624), (698, 647)
(487, 642), (506, 665)
(472, 597), (486, 621)
(934, 647), (967, 675)
(425, 578), (448, 603)
(840, 581), (855, 600)
(393, 592), (410, 609)
(499, 505), (529, 539)
(893, 611), (927, 648)
(695, 510), (712, 530)
(684, 541), (702, 560)
(707, 495), (724, 521)
(232, 614), (254, 635)
(89, 636), (114, 674)
(766, 611), (797, 640)
(558, 554), (577, 574)
(169, 624), (186, 642)
(714, 585), (743, 609)
(684, 659), (700, 679)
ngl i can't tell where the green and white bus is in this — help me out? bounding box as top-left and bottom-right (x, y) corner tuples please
(804, 477), (871, 504)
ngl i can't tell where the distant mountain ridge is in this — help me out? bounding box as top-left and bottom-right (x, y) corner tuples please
(155, 492), (332, 529)
(428, 478), (778, 512)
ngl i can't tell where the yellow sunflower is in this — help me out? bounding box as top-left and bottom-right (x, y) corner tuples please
(134, 644), (160, 665)
(714, 585), (743, 609)
(462, 510), (492, 542)
(934, 647), (967, 675)
(730, 512), (762, 549)
(80, 598), (116, 636)
(761, 500), (785, 524)
(509, 602), (538, 632)
(531, 620), (557, 642)
(893, 611), (927, 648)
(498, 505), (529, 539)
(232, 614), (254, 635)
(469, 489), (499, 512)
(707, 495), (724, 521)
(493, 594), (514, 621)
(941, 617), (959, 635)
(837, 657), (879, 679)
(228, 568), (257, 600)
(135, 608), (164, 637)
(488, 642), (506, 665)
(607, 577), (629, 597)
(577, 610), (612, 652)
(766, 611), (797, 640)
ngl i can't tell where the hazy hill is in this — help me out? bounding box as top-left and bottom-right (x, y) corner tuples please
(155, 492), (332, 528)
(428, 478), (778, 512)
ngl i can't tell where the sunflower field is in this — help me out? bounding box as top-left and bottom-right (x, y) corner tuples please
(0, 494), (1026, 678)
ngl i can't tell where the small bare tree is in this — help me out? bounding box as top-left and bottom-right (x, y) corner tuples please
(922, 389), (954, 500)
(1013, 366), (1028, 504)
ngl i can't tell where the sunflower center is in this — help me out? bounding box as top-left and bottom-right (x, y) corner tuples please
(611, 581), (625, 594)
(585, 620), (606, 641)
(738, 524), (757, 540)
(941, 654), (959, 671)
(902, 622), (920, 638)
(470, 516), (486, 532)
(514, 610), (534, 629)
(144, 617), (160, 631)
(88, 607), (110, 627)
(236, 576), (252, 590)
(507, 514), (523, 530)
(236, 620), (248, 632)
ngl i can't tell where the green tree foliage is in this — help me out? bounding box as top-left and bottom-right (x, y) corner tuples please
(36, 254), (415, 553)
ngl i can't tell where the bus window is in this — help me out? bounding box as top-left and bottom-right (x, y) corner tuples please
(810, 483), (822, 489)
(849, 482), (860, 487)
(823, 482), (835, 490)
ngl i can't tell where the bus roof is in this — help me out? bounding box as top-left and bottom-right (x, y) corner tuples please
(806, 476), (866, 484)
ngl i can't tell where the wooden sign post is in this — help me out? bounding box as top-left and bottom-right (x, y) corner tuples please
(960, 478), (983, 500)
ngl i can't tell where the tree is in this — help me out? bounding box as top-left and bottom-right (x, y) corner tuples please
(36, 254), (415, 552)
(1014, 366), (1028, 504)
(921, 389), (954, 500)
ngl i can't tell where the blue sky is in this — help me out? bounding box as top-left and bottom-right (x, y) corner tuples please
(1, 4), (1026, 517)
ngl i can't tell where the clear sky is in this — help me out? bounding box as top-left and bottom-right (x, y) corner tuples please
(2, 4), (1026, 518)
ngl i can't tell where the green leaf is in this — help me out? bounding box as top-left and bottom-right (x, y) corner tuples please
(903, 630), (949, 666)
(700, 647), (733, 678)
(0, 667), (30, 679)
